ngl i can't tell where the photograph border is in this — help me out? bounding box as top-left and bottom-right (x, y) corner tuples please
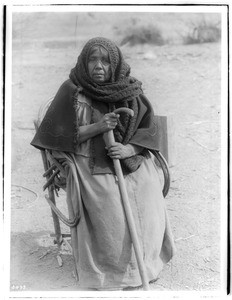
(2, 2), (229, 299)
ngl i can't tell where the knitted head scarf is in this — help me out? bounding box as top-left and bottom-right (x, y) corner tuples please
(69, 37), (143, 103)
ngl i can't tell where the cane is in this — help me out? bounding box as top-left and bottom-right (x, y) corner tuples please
(103, 108), (150, 291)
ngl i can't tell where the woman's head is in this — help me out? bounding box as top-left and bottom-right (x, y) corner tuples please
(74, 37), (130, 84)
(69, 37), (142, 103)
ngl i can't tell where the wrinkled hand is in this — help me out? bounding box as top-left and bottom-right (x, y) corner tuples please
(107, 142), (135, 160)
(98, 113), (120, 133)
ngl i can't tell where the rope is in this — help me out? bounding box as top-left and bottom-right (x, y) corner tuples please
(45, 195), (80, 228)
(11, 184), (39, 201)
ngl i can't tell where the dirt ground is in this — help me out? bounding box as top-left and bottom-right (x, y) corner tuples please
(9, 11), (223, 293)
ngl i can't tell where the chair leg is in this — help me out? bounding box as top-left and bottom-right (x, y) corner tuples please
(39, 147), (62, 246)
(48, 186), (63, 246)
(34, 122), (63, 247)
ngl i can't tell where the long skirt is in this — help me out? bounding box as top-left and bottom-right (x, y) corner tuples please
(54, 151), (175, 290)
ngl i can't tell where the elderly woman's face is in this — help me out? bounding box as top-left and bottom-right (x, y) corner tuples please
(87, 46), (111, 83)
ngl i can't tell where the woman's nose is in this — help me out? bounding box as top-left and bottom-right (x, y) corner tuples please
(94, 60), (104, 70)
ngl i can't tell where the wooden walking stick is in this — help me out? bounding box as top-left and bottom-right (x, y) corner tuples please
(103, 108), (150, 291)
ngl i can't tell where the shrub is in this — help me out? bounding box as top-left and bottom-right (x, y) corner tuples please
(119, 24), (165, 46)
(182, 19), (221, 44)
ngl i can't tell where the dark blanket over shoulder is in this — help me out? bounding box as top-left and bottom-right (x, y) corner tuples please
(31, 79), (160, 173)
(31, 80), (79, 153)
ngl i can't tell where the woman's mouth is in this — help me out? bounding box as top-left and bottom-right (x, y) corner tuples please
(93, 73), (104, 77)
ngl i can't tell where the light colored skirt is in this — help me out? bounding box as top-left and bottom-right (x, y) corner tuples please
(54, 151), (175, 290)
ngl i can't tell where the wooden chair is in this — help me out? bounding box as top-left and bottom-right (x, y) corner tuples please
(34, 99), (171, 246)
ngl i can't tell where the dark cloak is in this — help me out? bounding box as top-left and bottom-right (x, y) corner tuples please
(31, 79), (160, 174)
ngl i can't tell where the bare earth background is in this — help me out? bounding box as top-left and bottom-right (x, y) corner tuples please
(10, 12), (222, 291)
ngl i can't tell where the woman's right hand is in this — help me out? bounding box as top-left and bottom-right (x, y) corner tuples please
(78, 113), (120, 144)
(97, 113), (120, 133)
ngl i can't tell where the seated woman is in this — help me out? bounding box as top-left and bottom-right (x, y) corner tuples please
(31, 37), (175, 291)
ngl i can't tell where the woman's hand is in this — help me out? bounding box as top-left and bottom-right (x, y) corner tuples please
(78, 113), (119, 144)
(97, 113), (120, 133)
(107, 143), (144, 160)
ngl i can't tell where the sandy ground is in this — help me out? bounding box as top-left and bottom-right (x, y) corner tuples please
(9, 12), (222, 292)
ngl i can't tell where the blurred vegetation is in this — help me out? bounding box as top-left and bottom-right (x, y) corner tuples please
(12, 12), (221, 47)
(115, 16), (221, 46)
(115, 20), (165, 46)
(181, 19), (221, 44)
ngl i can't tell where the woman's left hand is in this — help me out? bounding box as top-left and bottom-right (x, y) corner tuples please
(106, 143), (139, 160)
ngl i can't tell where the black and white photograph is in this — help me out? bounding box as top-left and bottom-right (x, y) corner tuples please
(3, 2), (229, 299)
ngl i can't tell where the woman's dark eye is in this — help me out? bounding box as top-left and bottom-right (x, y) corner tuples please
(102, 57), (110, 64)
